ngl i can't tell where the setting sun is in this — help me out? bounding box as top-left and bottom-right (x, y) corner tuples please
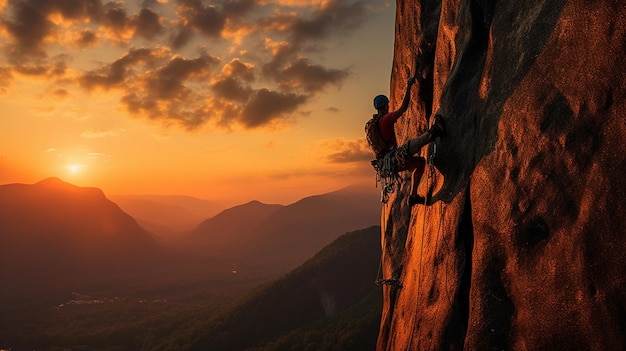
(66, 164), (83, 175)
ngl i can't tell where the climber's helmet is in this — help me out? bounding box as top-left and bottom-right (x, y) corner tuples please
(373, 95), (389, 110)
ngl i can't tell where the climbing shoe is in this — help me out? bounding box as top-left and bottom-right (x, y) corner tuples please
(408, 195), (426, 206)
(429, 114), (446, 138)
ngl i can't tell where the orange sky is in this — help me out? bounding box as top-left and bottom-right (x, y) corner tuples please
(0, 0), (395, 206)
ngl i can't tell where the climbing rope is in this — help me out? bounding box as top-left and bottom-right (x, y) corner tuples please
(375, 200), (404, 288)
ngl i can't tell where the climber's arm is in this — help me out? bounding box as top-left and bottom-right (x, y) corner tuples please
(393, 77), (416, 117)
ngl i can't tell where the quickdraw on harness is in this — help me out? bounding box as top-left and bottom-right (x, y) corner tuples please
(371, 143), (411, 203)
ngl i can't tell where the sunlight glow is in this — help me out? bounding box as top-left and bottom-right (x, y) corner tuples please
(67, 164), (83, 175)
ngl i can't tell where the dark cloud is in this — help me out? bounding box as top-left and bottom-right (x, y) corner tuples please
(280, 58), (349, 92)
(223, 59), (255, 82)
(80, 48), (158, 91)
(291, 0), (368, 41)
(326, 139), (373, 163)
(76, 30), (98, 48)
(147, 54), (218, 99)
(262, 0), (369, 42)
(85, 50), (219, 130)
(13, 59), (67, 77)
(1, 0), (102, 54)
(2, 0), (54, 55)
(100, 2), (129, 32)
(47, 0), (102, 20)
(211, 77), (252, 102)
(1, 0), (163, 56)
(261, 41), (299, 78)
(176, 0), (226, 37)
(171, 27), (193, 49)
(171, 0), (257, 48)
(223, 0), (257, 18)
(239, 88), (307, 128)
(132, 8), (164, 40)
(0, 0), (372, 132)
(262, 47), (348, 93)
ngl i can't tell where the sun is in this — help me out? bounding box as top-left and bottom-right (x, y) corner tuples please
(66, 164), (83, 175)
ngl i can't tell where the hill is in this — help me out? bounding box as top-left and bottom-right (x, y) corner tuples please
(185, 184), (380, 275)
(185, 226), (382, 351)
(182, 200), (284, 258)
(0, 178), (165, 296)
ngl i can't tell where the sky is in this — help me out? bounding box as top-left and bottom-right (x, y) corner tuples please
(0, 0), (396, 206)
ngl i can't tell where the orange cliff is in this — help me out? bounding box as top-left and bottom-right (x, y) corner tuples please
(377, 1), (626, 350)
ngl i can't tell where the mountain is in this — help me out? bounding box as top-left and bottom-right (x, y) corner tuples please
(183, 200), (284, 258)
(239, 184), (381, 272)
(378, 1), (626, 350)
(186, 184), (381, 275)
(186, 226), (382, 351)
(0, 178), (165, 296)
(110, 194), (223, 238)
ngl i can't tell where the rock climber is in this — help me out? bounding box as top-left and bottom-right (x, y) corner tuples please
(369, 77), (445, 206)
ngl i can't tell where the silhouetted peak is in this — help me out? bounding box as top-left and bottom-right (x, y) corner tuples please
(34, 177), (105, 198)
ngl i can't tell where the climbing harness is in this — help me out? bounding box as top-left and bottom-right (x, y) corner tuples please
(372, 142), (412, 203)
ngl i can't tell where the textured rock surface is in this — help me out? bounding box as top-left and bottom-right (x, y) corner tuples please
(377, 1), (626, 350)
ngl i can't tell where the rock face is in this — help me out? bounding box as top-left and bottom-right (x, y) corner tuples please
(377, 1), (626, 350)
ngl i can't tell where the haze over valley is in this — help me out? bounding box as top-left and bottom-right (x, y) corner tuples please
(0, 178), (383, 350)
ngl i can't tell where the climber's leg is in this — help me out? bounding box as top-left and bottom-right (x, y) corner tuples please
(408, 157), (426, 206)
(404, 114), (446, 156)
(406, 134), (431, 156)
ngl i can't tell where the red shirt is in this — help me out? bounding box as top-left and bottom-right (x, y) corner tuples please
(377, 111), (401, 150)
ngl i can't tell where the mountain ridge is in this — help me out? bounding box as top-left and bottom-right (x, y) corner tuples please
(0, 178), (166, 295)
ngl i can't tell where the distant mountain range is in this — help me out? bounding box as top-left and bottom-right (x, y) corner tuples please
(110, 194), (223, 238)
(0, 178), (381, 295)
(183, 184), (381, 274)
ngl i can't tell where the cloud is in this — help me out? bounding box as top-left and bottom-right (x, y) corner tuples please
(80, 128), (124, 138)
(277, 57), (348, 92)
(113, 52), (220, 129)
(171, 0), (257, 48)
(80, 47), (169, 91)
(211, 76), (252, 102)
(50, 88), (69, 98)
(322, 138), (373, 163)
(0, 66), (13, 93)
(176, 0), (226, 38)
(1, 0), (103, 56)
(0, 0), (373, 131)
(132, 8), (164, 40)
(86, 152), (112, 160)
(222, 58), (255, 81)
(2, 0), (54, 56)
(75, 30), (98, 48)
(239, 88), (307, 128)
(262, 0), (369, 41)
